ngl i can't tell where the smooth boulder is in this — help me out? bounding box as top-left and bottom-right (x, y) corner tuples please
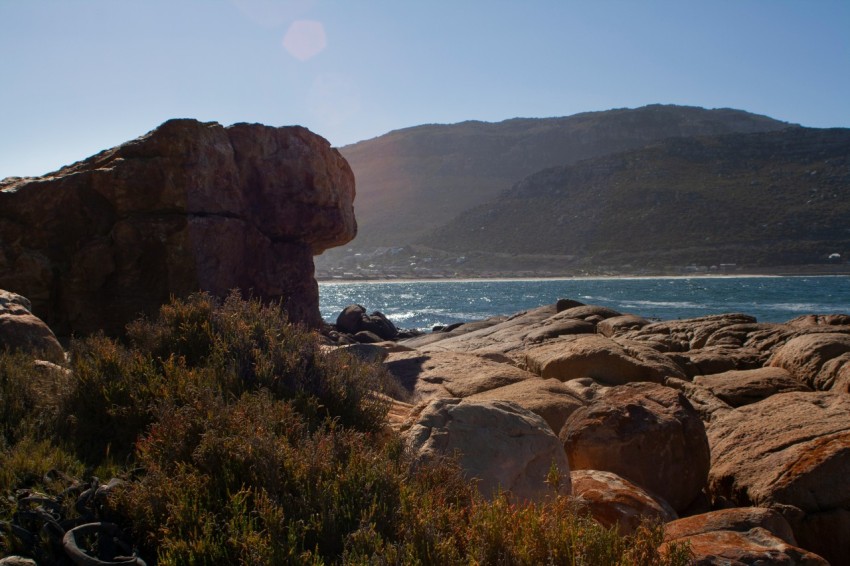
(403, 398), (571, 501)
(524, 334), (685, 385)
(560, 382), (709, 512)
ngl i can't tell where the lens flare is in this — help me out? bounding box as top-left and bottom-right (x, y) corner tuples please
(282, 20), (327, 61)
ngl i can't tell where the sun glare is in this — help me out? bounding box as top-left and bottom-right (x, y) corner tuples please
(282, 19), (327, 61)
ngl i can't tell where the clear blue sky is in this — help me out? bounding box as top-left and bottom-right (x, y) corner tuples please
(1, 0), (848, 179)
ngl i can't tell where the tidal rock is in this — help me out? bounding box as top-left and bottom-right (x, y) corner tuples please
(466, 377), (586, 434)
(708, 391), (850, 565)
(662, 507), (828, 565)
(384, 350), (535, 401)
(693, 367), (811, 407)
(402, 398), (570, 501)
(0, 289), (65, 363)
(0, 119), (355, 335)
(570, 469), (676, 535)
(523, 334), (685, 385)
(560, 382), (709, 512)
(336, 304), (399, 340)
(664, 377), (732, 423)
(769, 333), (850, 392)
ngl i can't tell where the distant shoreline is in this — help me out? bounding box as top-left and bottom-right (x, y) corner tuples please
(318, 271), (850, 285)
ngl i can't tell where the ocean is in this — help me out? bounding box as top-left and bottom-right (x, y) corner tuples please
(319, 276), (850, 332)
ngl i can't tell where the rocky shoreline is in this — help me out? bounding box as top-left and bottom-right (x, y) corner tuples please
(324, 298), (850, 565)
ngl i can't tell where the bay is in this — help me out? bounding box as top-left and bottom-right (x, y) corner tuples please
(319, 276), (850, 332)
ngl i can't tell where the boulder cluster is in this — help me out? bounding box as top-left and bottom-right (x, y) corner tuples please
(331, 299), (850, 565)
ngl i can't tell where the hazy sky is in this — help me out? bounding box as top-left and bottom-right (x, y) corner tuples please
(1, 0), (848, 179)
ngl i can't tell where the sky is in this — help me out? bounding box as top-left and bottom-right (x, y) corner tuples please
(1, 0), (848, 179)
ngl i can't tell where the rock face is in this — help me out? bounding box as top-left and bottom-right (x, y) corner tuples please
(662, 508), (828, 565)
(402, 398), (570, 502)
(524, 334), (685, 385)
(769, 333), (850, 392)
(560, 382), (710, 513)
(0, 119), (355, 336)
(570, 469), (677, 535)
(708, 392), (850, 566)
(693, 367), (811, 407)
(384, 351), (535, 401)
(0, 290), (65, 363)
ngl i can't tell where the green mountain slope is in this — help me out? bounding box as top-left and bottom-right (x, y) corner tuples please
(338, 105), (792, 249)
(421, 128), (850, 269)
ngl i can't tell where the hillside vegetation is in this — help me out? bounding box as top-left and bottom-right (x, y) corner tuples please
(338, 105), (791, 250)
(422, 128), (850, 269)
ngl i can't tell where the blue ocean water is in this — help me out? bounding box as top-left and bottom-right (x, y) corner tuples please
(319, 276), (850, 332)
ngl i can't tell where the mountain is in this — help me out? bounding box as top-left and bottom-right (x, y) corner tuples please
(421, 127), (850, 270)
(337, 105), (793, 251)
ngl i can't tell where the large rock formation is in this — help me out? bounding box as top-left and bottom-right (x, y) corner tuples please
(0, 119), (355, 335)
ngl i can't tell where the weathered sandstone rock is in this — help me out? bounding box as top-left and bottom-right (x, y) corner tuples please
(694, 367), (811, 407)
(708, 391), (850, 565)
(664, 377), (732, 423)
(384, 350), (535, 401)
(624, 313), (758, 352)
(570, 469), (676, 535)
(523, 334), (685, 385)
(408, 304), (559, 355)
(662, 508), (828, 565)
(402, 398), (570, 501)
(0, 119), (355, 335)
(787, 313), (850, 328)
(596, 314), (651, 337)
(769, 333), (850, 392)
(560, 382), (709, 512)
(666, 346), (764, 377)
(466, 377), (586, 434)
(0, 290), (65, 363)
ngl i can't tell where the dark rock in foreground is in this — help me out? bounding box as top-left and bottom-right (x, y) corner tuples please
(0, 119), (355, 335)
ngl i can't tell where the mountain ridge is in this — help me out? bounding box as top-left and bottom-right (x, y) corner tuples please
(337, 104), (794, 250)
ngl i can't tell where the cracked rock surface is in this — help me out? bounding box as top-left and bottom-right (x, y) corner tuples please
(0, 119), (355, 335)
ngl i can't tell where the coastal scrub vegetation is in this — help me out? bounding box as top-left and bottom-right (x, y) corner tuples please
(0, 292), (691, 565)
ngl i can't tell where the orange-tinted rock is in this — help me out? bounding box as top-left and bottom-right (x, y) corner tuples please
(402, 398), (571, 501)
(524, 334), (685, 385)
(708, 391), (850, 565)
(694, 367), (811, 407)
(663, 508), (828, 565)
(560, 382), (709, 512)
(571, 469), (676, 535)
(0, 119), (355, 335)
